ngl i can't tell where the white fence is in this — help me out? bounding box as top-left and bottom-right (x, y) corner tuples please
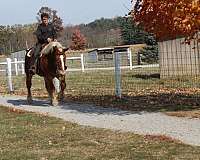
(0, 58), (25, 75)
(0, 54), (85, 93)
(0, 58), (25, 92)
(66, 54), (85, 72)
(0, 53), (159, 97)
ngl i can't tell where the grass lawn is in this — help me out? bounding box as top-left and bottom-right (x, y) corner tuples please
(1, 68), (200, 118)
(0, 106), (200, 160)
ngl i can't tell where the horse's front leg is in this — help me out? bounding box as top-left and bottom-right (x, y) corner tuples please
(45, 77), (58, 106)
(26, 74), (33, 104)
(58, 75), (66, 102)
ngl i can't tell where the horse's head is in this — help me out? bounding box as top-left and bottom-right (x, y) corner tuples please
(53, 45), (68, 76)
(41, 42), (68, 76)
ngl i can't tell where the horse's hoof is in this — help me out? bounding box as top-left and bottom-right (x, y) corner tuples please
(59, 100), (64, 105)
(58, 97), (64, 103)
(58, 93), (65, 102)
(27, 97), (33, 104)
(51, 100), (59, 106)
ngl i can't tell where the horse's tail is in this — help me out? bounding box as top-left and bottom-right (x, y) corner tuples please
(25, 47), (34, 74)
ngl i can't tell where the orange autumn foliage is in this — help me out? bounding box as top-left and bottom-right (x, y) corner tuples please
(70, 29), (87, 50)
(131, 0), (200, 41)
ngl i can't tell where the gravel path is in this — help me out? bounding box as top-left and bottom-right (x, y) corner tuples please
(0, 95), (200, 146)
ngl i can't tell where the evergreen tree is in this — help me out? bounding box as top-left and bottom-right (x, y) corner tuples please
(138, 33), (158, 64)
(120, 17), (151, 45)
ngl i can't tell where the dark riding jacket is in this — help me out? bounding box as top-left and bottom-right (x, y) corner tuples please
(35, 23), (57, 44)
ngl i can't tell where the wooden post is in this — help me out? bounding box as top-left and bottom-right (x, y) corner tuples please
(81, 54), (85, 72)
(6, 58), (13, 92)
(14, 58), (18, 76)
(137, 52), (141, 65)
(114, 51), (121, 98)
(21, 63), (25, 74)
(26, 40), (29, 49)
(128, 48), (132, 70)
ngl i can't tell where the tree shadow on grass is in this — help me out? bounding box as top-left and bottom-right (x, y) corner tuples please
(133, 73), (160, 79)
(7, 99), (50, 107)
(63, 93), (200, 113)
(3, 90), (200, 115)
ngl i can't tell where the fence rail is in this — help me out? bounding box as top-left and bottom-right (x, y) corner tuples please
(0, 54), (90, 93)
(0, 52), (159, 97)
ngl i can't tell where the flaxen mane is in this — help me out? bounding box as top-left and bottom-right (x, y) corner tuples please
(41, 42), (63, 55)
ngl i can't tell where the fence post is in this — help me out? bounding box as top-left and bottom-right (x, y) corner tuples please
(21, 63), (25, 74)
(114, 51), (121, 98)
(128, 48), (132, 70)
(6, 58), (13, 92)
(14, 58), (18, 76)
(81, 54), (85, 72)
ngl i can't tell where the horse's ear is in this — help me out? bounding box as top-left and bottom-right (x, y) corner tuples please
(53, 46), (57, 50)
(53, 46), (59, 53)
(63, 47), (69, 52)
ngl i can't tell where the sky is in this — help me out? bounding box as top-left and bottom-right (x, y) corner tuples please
(0, 0), (132, 26)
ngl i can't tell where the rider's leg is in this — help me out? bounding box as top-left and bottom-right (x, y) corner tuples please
(34, 44), (42, 65)
(30, 44), (42, 74)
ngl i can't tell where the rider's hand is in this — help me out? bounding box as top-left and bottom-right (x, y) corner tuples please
(47, 38), (52, 43)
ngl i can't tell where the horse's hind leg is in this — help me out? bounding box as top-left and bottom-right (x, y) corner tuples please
(45, 78), (58, 106)
(26, 74), (33, 104)
(58, 76), (66, 102)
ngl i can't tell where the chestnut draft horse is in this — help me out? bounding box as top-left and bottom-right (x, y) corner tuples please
(25, 42), (68, 106)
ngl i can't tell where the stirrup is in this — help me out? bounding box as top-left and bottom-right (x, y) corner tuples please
(29, 65), (36, 74)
